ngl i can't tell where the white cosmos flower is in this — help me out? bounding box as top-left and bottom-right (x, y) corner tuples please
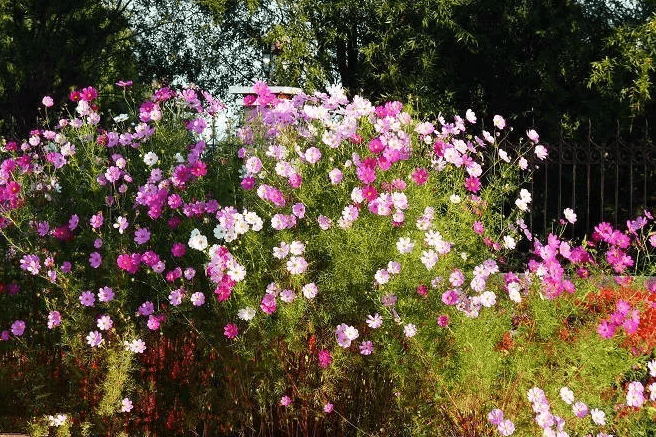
(238, 307), (256, 321)
(143, 152), (158, 166)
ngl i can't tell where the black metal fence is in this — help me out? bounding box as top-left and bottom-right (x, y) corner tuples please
(529, 120), (656, 238)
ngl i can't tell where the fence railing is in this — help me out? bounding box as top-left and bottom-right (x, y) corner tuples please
(528, 120), (656, 238)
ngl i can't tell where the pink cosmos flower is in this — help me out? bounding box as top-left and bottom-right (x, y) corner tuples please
(147, 314), (161, 330)
(286, 256), (308, 275)
(288, 173), (302, 188)
(121, 398), (133, 412)
(20, 254), (41, 275)
(11, 320), (25, 336)
(80, 86), (98, 101)
(304, 147), (322, 164)
(317, 215), (332, 230)
(184, 267), (196, 280)
(411, 167), (428, 185)
(527, 129), (539, 143)
(47, 311), (61, 329)
(563, 208), (577, 224)
(224, 323), (238, 339)
(369, 138), (384, 154)
(89, 252), (102, 269)
(464, 176), (481, 193)
(60, 261), (72, 273)
(169, 243), (186, 258)
(138, 301), (154, 316)
(90, 212), (104, 229)
(98, 286), (114, 302)
(86, 331), (103, 347)
(328, 168), (343, 184)
(245, 156), (262, 174)
(125, 339), (147, 353)
(356, 165), (376, 184)
(335, 323), (359, 347)
(597, 320), (616, 339)
(403, 324), (417, 338)
(497, 419), (515, 436)
(323, 403), (334, 413)
(190, 292), (205, 306)
(68, 214), (79, 230)
(318, 350), (332, 368)
(415, 121), (435, 135)
(534, 145), (548, 160)
(437, 314), (449, 327)
(292, 203), (306, 218)
(493, 115), (506, 129)
(449, 269), (465, 287)
(97, 315), (113, 331)
(134, 228), (151, 245)
(79, 290), (95, 307)
(260, 294), (277, 314)
(627, 385), (645, 407)
(117, 253), (139, 274)
(359, 341), (374, 355)
(442, 289), (459, 306)
(280, 396), (292, 406)
(42, 96), (54, 107)
(623, 316), (639, 335)
(366, 313), (383, 329)
(169, 289), (184, 306)
(487, 409), (504, 426)
(36, 221), (49, 236)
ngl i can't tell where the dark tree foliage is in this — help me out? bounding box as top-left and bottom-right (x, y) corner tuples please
(0, 0), (137, 139)
(128, 0), (266, 96)
(199, 0), (656, 143)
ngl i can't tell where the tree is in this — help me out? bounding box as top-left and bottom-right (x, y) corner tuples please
(589, 2), (656, 118)
(127, 0), (266, 93)
(0, 0), (138, 139)
(199, 0), (638, 141)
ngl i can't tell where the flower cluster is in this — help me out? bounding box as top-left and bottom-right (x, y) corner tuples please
(2, 80), (656, 436)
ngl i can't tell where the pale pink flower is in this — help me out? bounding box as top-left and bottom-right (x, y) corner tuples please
(42, 96), (54, 107)
(534, 145), (548, 160)
(86, 331), (103, 347)
(97, 315), (113, 331)
(563, 208), (577, 224)
(527, 129), (539, 143)
(493, 115), (506, 129)
(121, 398), (133, 413)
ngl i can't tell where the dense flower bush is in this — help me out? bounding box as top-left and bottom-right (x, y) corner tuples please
(1, 81), (656, 436)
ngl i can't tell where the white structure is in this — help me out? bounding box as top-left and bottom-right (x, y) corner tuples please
(228, 85), (303, 118)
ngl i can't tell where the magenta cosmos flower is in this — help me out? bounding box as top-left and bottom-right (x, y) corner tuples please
(464, 176), (481, 193)
(318, 350), (332, 368)
(11, 320), (26, 336)
(224, 323), (238, 339)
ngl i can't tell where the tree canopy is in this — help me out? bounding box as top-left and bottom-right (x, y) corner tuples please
(0, 0), (137, 138)
(2, 0), (656, 143)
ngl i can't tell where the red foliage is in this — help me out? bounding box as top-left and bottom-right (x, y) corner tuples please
(583, 284), (656, 355)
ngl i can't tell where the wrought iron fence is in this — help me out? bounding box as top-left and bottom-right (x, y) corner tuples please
(529, 120), (656, 239)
